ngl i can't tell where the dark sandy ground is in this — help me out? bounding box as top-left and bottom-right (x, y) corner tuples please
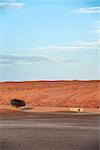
(0, 111), (100, 150)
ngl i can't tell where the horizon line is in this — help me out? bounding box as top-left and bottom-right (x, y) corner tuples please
(0, 79), (100, 83)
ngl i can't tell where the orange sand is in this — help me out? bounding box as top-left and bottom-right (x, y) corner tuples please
(0, 80), (100, 108)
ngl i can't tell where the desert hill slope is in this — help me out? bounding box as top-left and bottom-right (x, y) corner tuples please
(0, 80), (100, 108)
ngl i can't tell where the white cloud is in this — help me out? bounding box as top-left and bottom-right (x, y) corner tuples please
(91, 29), (100, 34)
(0, 40), (99, 66)
(0, 54), (76, 65)
(51, 56), (77, 63)
(77, 40), (100, 47)
(0, 1), (25, 9)
(32, 40), (100, 51)
(73, 6), (100, 14)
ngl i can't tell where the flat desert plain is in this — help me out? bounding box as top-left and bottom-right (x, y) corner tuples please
(0, 80), (100, 150)
(0, 109), (100, 150)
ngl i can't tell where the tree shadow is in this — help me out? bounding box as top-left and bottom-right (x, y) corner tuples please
(21, 107), (33, 110)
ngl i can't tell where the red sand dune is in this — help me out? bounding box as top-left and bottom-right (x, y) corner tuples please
(0, 80), (100, 108)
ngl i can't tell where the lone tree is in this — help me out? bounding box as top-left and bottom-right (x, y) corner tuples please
(10, 99), (26, 108)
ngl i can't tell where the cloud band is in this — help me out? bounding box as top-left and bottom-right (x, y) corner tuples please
(0, 2), (24, 9)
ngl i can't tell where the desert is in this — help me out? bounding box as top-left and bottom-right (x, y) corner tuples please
(0, 109), (99, 150)
(0, 80), (100, 110)
(0, 80), (100, 150)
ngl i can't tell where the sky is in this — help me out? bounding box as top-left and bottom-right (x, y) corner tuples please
(0, 0), (100, 81)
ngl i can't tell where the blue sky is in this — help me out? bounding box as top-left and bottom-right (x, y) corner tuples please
(0, 0), (100, 81)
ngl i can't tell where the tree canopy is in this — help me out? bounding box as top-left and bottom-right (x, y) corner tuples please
(10, 99), (26, 108)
